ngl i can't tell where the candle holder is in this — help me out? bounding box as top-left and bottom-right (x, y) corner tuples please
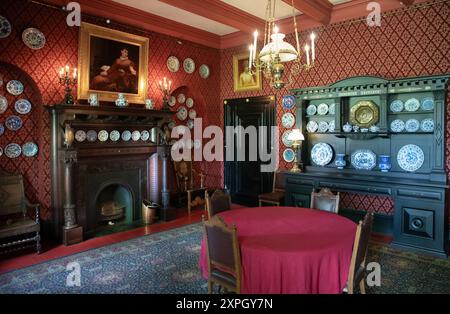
(59, 66), (77, 105)
(158, 77), (172, 111)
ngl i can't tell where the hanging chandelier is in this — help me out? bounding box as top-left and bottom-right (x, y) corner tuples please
(248, 0), (316, 89)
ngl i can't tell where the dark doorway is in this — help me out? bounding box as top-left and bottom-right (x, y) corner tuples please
(224, 96), (276, 206)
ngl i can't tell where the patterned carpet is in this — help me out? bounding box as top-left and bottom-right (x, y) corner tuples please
(0, 223), (449, 294)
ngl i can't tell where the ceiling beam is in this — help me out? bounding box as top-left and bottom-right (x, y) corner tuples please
(158, 0), (265, 34)
(282, 0), (333, 25)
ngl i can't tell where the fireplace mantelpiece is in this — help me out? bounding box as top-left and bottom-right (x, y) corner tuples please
(47, 105), (174, 240)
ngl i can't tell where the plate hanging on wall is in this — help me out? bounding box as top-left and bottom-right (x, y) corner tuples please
(282, 95), (295, 110)
(22, 142), (38, 157)
(6, 80), (24, 96)
(283, 148), (295, 163)
(5, 143), (21, 158)
(183, 58), (195, 74)
(0, 16), (12, 39)
(14, 99), (32, 114)
(0, 123), (4, 136)
(199, 64), (210, 79)
(22, 28), (46, 50)
(0, 95), (8, 114)
(281, 113), (295, 128)
(5, 115), (23, 131)
(167, 56), (180, 73)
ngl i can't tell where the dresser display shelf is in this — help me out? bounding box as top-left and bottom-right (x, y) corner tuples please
(288, 74), (449, 258)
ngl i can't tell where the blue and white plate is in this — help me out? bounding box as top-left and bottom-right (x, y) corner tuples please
(141, 130), (150, 141)
(421, 97), (434, 111)
(121, 130), (132, 142)
(351, 149), (377, 170)
(282, 113), (295, 128)
(0, 123), (4, 136)
(0, 95), (7, 114)
(75, 130), (86, 142)
(0, 16), (12, 39)
(329, 103), (336, 115)
(390, 100), (404, 113)
(404, 98), (420, 112)
(0, 147), (2, 157)
(282, 95), (295, 110)
(5, 115), (23, 131)
(311, 143), (333, 166)
(15, 99), (32, 114)
(420, 118), (434, 132)
(168, 96), (176, 107)
(318, 121), (329, 133)
(132, 131), (141, 141)
(282, 130), (293, 147)
(317, 103), (329, 116)
(5, 143), (21, 158)
(306, 120), (318, 133)
(110, 130), (120, 142)
(405, 119), (420, 132)
(86, 130), (97, 142)
(390, 119), (405, 133)
(22, 142), (38, 157)
(283, 148), (295, 163)
(98, 130), (109, 142)
(306, 104), (317, 116)
(329, 120), (336, 132)
(22, 28), (46, 50)
(397, 144), (424, 172)
(6, 80), (24, 96)
(187, 119), (194, 129)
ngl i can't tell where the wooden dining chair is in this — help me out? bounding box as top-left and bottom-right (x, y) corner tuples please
(346, 212), (374, 294)
(203, 215), (242, 294)
(258, 170), (285, 206)
(310, 188), (340, 214)
(205, 189), (232, 219)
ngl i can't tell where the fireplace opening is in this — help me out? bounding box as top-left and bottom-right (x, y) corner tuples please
(95, 184), (133, 230)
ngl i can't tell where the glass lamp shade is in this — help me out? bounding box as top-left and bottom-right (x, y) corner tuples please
(259, 33), (298, 64)
(287, 129), (304, 142)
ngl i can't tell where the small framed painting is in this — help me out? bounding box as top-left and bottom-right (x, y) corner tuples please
(78, 22), (149, 104)
(232, 52), (262, 93)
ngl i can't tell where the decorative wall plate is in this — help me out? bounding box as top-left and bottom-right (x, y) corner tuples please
(5, 115), (23, 131)
(110, 130), (120, 142)
(22, 28), (46, 50)
(98, 130), (109, 142)
(390, 119), (405, 133)
(349, 100), (379, 127)
(141, 130), (150, 141)
(282, 130), (293, 147)
(14, 99), (32, 114)
(306, 104), (317, 116)
(420, 118), (434, 132)
(311, 143), (333, 166)
(169, 96), (176, 107)
(351, 149), (377, 170)
(282, 95), (295, 110)
(0, 147), (2, 157)
(421, 97), (434, 111)
(199, 64), (210, 79)
(86, 130), (97, 142)
(0, 123), (4, 136)
(187, 119), (194, 129)
(318, 121), (329, 133)
(317, 103), (329, 115)
(390, 100), (404, 113)
(404, 98), (420, 112)
(188, 109), (197, 119)
(5, 143), (21, 158)
(183, 58), (195, 74)
(132, 131), (141, 141)
(0, 16), (12, 39)
(283, 148), (295, 163)
(281, 113), (295, 128)
(0, 95), (7, 114)
(397, 144), (424, 172)
(177, 107), (188, 121)
(177, 93), (186, 104)
(167, 56), (180, 73)
(329, 103), (336, 115)
(22, 142), (38, 157)
(186, 98), (194, 108)
(306, 120), (318, 133)
(405, 119), (420, 132)
(75, 130), (86, 142)
(329, 120), (336, 132)
(121, 130), (131, 142)
(6, 80), (24, 96)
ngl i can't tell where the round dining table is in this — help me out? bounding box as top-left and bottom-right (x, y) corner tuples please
(199, 206), (357, 294)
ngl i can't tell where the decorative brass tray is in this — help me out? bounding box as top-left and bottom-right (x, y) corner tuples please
(349, 100), (379, 127)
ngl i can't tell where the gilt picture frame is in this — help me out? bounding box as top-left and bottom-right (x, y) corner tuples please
(78, 22), (149, 104)
(232, 52), (262, 92)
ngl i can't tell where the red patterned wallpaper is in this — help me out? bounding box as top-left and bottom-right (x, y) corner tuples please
(0, 0), (221, 219)
(219, 1), (450, 215)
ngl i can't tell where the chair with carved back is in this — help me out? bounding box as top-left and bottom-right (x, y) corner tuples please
(0, 171), (41, 254)
(205, 189), (232, 220)
(346, 212), (374, 294)
(310, 188), (340, 214)
(258, 170), (285, 206)
(203, 215), (241, 294)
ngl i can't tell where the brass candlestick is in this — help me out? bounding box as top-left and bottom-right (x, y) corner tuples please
(158, 77), (172, 111)
(59, 66), (77, 105)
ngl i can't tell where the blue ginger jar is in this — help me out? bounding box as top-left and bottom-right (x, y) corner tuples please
(335, 154), (346, 170)
(379, 155), (391, 172)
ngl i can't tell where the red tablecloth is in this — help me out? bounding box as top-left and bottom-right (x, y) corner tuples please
(199, 206), (356, 294)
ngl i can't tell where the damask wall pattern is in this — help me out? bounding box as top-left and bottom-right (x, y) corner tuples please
(219, 0), (450, 215)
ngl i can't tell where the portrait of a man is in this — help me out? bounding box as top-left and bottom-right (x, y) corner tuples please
(233, 52), (261, 92)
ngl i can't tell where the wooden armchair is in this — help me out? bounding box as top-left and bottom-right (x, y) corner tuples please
(0, 172), (41, 254)
(173, 160), (207, 214)
(205, 189), (232, 219)
(310, 188), (340, 214)
(203, 215), (241, 294)
(258, 170), (285, 206)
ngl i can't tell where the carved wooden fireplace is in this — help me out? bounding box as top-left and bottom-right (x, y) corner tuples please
(47, 105), (174, 242)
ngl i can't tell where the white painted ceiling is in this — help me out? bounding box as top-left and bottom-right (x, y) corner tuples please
(112, 0), (352, 36)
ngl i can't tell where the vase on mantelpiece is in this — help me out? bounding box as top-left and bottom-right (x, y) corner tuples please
(88, 93), (99, 106)
(115, 93), (128, 107)
(335, 154), (346, 170)
(379, 155), (391, 172)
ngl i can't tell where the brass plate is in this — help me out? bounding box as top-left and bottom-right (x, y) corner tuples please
(350, 100), (379, 127)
